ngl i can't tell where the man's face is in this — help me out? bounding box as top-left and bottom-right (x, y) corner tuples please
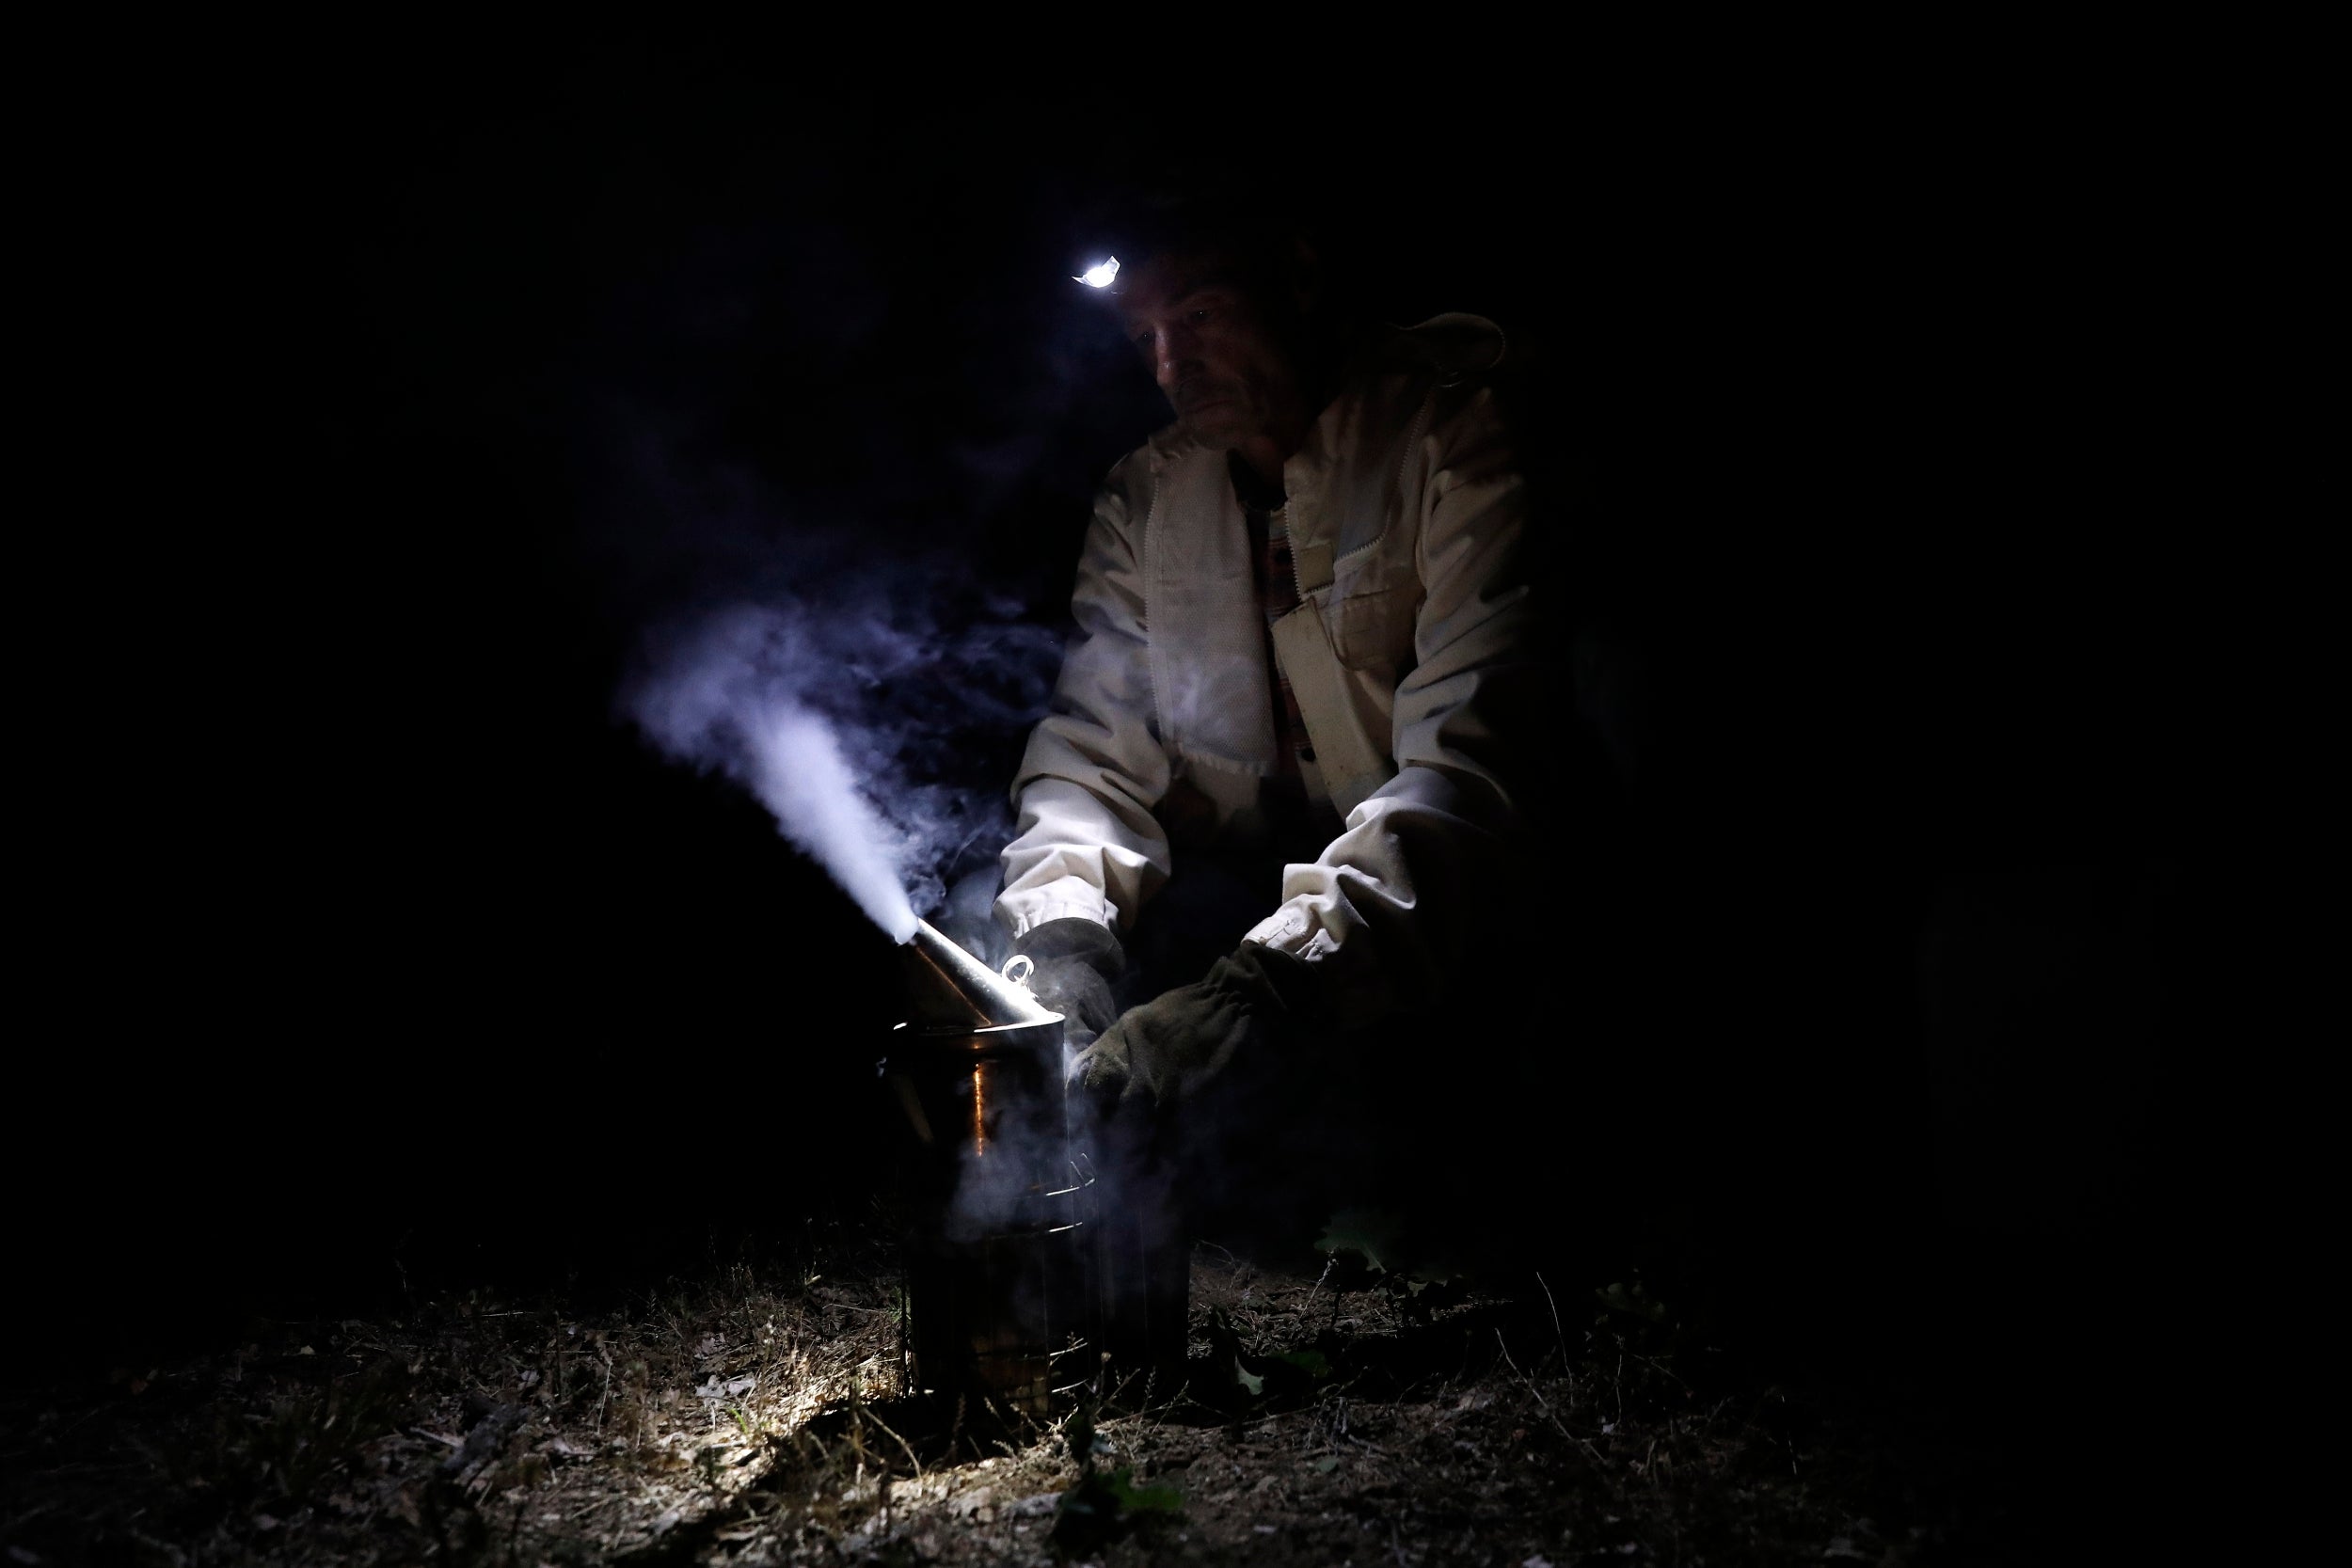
(1116, 250), (1310, 449)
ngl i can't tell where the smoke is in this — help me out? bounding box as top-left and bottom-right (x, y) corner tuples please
(619, 585), (1061, 945)
(577, 177), (1138, 951)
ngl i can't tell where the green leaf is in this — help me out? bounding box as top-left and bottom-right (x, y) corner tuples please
(1273, 1350), (1331, 1379)
(1315, 1208), (1406, 1275)
(1205, 1309), (1261, 1402)
(1054, 1464), (1184, 1550)
(1595, 1280), (1669, 1323)
(1106, 1468), (1184, 1514)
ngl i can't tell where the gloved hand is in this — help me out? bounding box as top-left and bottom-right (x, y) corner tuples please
(1071, 942), (1323, 1104)
(1012, 917), (1126, 1047)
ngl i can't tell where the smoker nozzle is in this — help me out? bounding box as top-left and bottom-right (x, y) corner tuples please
(898, 918), (1059, 1031)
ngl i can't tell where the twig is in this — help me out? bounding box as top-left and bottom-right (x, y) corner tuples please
(1301, 1252), (1338, 1315)
(858, 1403), (924, 1480)
(1221, 1406), (1300, 1434)
(1, 1501), (57, 1534)
(1629, 1349), (1692, 1395)
(1534, 1271), (1565, 1358)
(1138, 1375), (1192, 1433)
(1494, 1330), (1550, 1413)
(1495, 1329), (1605, 1469)
(1389, 1373), (1440, 1410)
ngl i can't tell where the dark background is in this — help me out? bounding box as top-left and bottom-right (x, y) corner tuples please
(21, 58), (2253, 1422)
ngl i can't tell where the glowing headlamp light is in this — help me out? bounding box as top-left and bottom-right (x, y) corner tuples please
(1073, 257), (1120, 289)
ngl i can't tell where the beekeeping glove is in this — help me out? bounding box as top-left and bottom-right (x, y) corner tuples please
(1071, 942), (1323, 1104)
(1013, 917), (1125, 1047)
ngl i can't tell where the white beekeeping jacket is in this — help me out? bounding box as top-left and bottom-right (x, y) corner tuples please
(996, 315), (1534, 1025)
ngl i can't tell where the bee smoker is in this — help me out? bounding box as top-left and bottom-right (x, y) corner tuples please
(887, 920), (1093, 1416)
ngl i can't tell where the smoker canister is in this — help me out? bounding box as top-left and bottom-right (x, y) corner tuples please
(888, 923), (1094, 1417)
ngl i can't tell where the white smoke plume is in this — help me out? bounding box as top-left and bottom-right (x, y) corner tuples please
(619, 591), (1058, 945)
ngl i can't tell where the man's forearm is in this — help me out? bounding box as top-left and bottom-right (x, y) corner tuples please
(996, 776), (1170, 940)
(1242, 765), (1513, 1027)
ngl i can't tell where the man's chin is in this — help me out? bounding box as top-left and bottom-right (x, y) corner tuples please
(1179, 402), (1250, 443)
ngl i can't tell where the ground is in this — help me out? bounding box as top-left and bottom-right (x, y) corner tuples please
(0, 1221), (2023, 1566)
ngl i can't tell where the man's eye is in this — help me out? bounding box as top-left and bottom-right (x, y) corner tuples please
(1189, 306), (1213, 323)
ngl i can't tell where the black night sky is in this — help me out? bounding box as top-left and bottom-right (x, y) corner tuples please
(20, 55), (2266, 1541)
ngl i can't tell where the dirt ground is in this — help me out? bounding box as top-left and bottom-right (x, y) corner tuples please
(0, 1221), (2019, 1566)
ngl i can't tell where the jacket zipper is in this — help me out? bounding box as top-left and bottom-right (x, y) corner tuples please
(1279, 500), (1306, 608)
(1392, 384), (1437, 514)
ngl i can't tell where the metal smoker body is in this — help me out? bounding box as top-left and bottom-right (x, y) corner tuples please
(889, 920), (1092, 1416)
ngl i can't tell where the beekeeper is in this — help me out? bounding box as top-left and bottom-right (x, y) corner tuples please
(998, 195), (1537, 1113)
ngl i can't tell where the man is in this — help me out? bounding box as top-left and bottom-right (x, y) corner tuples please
(995, 195), (1537, 1243)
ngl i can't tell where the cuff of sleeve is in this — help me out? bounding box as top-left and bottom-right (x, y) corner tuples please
(1243, 904), (1341, 962)
(997, 882), (1122, 942)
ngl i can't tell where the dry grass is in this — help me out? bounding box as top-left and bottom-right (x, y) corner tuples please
(0, 1222), (2007, 1566)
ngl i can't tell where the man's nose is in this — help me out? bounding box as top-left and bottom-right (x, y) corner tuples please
(1152, 326), (1200, 389)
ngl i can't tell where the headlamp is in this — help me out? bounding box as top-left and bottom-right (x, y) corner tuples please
(1073, 257), (1120, 289)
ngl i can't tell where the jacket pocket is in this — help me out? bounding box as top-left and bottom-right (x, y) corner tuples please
(1327, 580), (1416, 671)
